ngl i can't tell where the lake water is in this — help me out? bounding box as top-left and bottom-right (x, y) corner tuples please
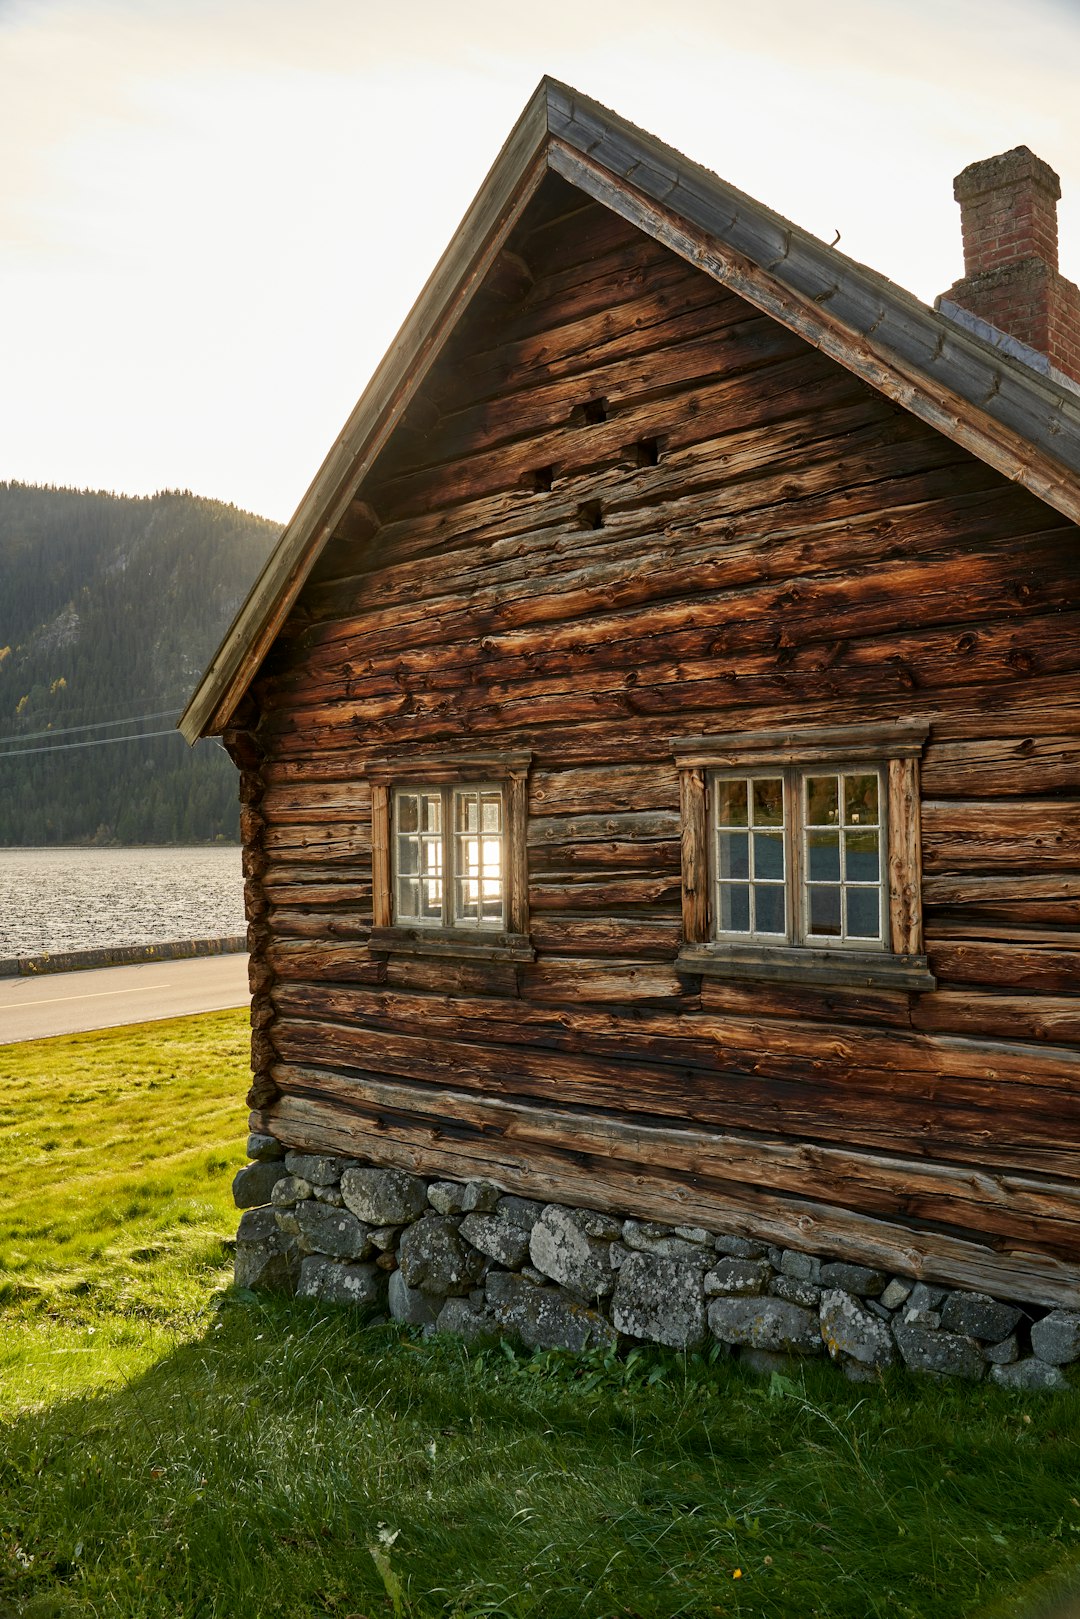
(0, 846), (246, 958)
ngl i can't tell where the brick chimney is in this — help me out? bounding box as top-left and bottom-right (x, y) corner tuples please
(937, 146), (1080, 387)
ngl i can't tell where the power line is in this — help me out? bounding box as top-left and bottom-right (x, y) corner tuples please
(0, 727), (185, 759)
(0, 706), (184, 748)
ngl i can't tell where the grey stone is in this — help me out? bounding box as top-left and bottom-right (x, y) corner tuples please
(389, 1269), (441, 1327)
(819, 1263), (886, 1298)
(296, 1256), (387, 1309)
(714, 1234), (770, 1260)
(340, 1166), (428, 1226)
(908, 1282), (948, 1312)
(880, 1279), (913, 1311)
(295, 1200), (371, 1260)
(435, 1296), (500, 1342)
(708, 1296), (823, 1356)
(1030, 1310), (1080, 1365)
(739, 1348), (805, 1377)
(767, 1246), (785, 1269)
(611, 1252), (708, 1349)
(990, 1357), (1072, 1392)
(232, 1160), (288, 1209)
(236, 1206), (279, 1242)
(284, 1151), (342, 1187)
(427, 1181), (468, 1215)
(674, 1226), (712, 1244)
(398, 1215), (485, 1296)
(940, 1292), (1023, 1343)
(246, 1132), (284, 1162)
(705, 1258), (772, 1297)
(485, 1270), (617, 1352)
(893, 1321), (984, 1380)
(903, 1308), (942, 1330)
(843, 1360), (884, 1384)
(273, 1209), (301, 1238)
(770, 1276), (822, 1310)
(461, 1179), (502, 1214)
(780, 1250), (822, 1284)
(530, 1206), (616, 1300)
(369, 1225), (400, 1251)
(866, 1300), (893, 1322)
(608, 1244), (629, 1270)
(270, 1175), (312, 1207)
(459, 1212), (532, 1269)
(578, 1210), (623, 1240)
(984, 1334), (1020, 1366)
(312, 1185), (344, 1207)
(819, 1289), (896, 1369)
(496, 1195), (545, 1230)
(234, 1236), (298, 1293)
(623, 1218), (711, 1260)
(521, 1264), (548, 1285)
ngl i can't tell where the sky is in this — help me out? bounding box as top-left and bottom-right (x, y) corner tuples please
(2, 0), (1079, 525)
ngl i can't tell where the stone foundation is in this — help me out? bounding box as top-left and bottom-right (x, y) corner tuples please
(232, 1139), (1079, 1392)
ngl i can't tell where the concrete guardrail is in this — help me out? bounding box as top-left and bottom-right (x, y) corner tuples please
(0, 935), (248, 979)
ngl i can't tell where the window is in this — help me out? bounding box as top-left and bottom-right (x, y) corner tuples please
(366, 752), (533, 962)
(674, 722), (934, 990)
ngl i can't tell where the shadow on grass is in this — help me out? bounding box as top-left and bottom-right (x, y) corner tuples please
(2, 1291), (1079, 1619)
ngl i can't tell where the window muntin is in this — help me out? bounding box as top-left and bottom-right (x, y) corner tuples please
(710, 764), (885, 951)
(393, 784), (505, 930)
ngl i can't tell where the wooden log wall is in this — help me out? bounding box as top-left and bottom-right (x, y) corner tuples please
(242, 174), (1080, 1305)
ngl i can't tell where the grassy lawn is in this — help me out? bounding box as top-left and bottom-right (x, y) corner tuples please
(1, 1015), (1079, 1619)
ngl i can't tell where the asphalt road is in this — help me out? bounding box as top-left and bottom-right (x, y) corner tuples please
(0, 953), (251, 1045)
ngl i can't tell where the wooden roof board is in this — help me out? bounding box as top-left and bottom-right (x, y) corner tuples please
(180, 77), (1080, 743)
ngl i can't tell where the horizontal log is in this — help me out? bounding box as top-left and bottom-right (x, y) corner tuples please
(923, 873), (1080, 927)
(529, 762), (675, 816)
(528, 875), (683, 910)
(268, 909), (373, 942)
(922, 800), (1080, 873)
(530, 915), (682, 958)
(922, 735), (1080, 798)
(266, 941), (385, 983)
(912, 990), (1080, 1044)
(521, 957), (692, 1003)
(927, 939), (1080, 994)
(527, 809), (680, 846)
(258, 1077), (1080, 1307)
(261, 825), (372, 862)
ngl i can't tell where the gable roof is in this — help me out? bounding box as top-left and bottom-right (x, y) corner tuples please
(180, 77), (1080, 743)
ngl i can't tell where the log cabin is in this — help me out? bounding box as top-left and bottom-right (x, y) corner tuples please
(183, 81), (1080, 1326)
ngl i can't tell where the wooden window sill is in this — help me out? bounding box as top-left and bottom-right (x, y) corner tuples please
(676, 943), (935, 992)
(369, 925), (536, 964)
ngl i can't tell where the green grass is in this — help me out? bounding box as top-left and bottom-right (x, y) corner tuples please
(1, 1016), (1079, 1619)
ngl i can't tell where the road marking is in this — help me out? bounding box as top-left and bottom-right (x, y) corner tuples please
(7, 981), (172, 1007)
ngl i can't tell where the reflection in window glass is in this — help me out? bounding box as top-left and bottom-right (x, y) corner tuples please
(803, 769), (882, 944)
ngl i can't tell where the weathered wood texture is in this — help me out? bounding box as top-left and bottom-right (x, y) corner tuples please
(244, 179), (1080, 1304)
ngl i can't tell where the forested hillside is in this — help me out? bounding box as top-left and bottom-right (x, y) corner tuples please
(0, 484), (279, 844)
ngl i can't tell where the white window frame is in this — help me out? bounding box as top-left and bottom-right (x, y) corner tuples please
(392, 781), (507, 932)
(674, 722), (934, 991)
(365, 750), (534, 964)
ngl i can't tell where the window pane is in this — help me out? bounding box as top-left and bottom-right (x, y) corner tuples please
(397, 793), (419, 834)
(806, 775), (839, 825)
(808, 884), (842, 936)
(715, 779), (748, 826)
(844, 773), (879, 827)
(421, 838), (443, 878)
(481, 793), (502, 832)
(396, 877), (420, 918)
(846, 887), (881, 939)
(753, 832), (784, 880)
(455, 791), (479, 833)
(718, 884), (750, 932)
(807, 830), (840, 882)
(754, 884), (786, 935)
(751, 777), (784, 826)
(422, 793), (441, 833)
(396, 835), (419, 876)
(845, 829), (880, 884)
(717, 831), (749, 879)
(421, 878), (443, 918)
